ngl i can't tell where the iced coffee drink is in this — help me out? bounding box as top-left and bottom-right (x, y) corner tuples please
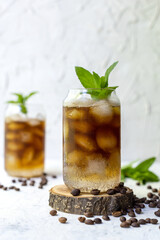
(63, 89), (120, 192)
(5, 92), (45, 177)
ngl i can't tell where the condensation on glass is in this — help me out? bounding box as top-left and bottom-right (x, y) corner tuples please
(63, 89), (121, 192)
(4, 104), (45, 178)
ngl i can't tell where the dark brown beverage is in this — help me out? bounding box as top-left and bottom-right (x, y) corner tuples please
(63, 99), (120, 192)
(5, 118), (45, 177)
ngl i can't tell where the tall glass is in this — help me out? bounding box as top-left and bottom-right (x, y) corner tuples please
(4, 104), (45, 178)
(63, 89), (121, 192)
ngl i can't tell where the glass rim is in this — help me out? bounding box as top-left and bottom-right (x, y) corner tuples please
(68, 88), (117, 91)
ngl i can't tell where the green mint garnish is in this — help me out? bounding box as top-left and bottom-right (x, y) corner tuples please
(75, 61), (119, 99)
(121, 157), (159, 184)
(7, 91), (38, 114)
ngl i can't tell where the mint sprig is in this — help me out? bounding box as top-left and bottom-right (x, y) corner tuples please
(121, 157), (159, 184)
(7, 91), (38, 114)
(75, 61), (118, 99)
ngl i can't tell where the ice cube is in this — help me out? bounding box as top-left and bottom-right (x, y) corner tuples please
(28, 118), (41, 126)
(32, 128), (44, 137)
(75, 133), (98, 152)
(96, 128), (117, 151)
(5, 151), (20, 169)
(65, 108), (87, 120)
(7, 141), (24, 151)
(89, 100), (113, 125)
(6, 132), (19, 141)
(71, 121), (94, 134)
(20, 131), (33, 143)
(33, 137), (43, 150)
(105, 150), (120, 178)
(86, 153), (106, 174)
(34, 151), (44, 165)
(22, 147), (34, 165)
(7, 122), (26, 131)
(66, 150), (86, 167)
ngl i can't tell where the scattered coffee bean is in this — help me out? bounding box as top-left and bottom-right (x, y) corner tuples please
(152, 188), (158, 193)
(106, 189), (115, 195)
(149, 202), (157, 208)
(145, 218), (151, 223)
(102, 215), (110, 221)
(94, 218), (102, 224)
(90, 189), (100, 195)
(145, 200), (150, 204)
(50, 210), (57, 216)
(15, 188), (20, 191)
(59, 217), (67, 223)
(43, 172), (47, 176)
(128, 211), (135, 217)
(157, 202), (160, 208)
(38, 185), (43, 189)
(85, 219), (94, 225)
(152, 195), (159, 200)
(136, 203), (145, 208)
(3, 187), (7, 191)
(136, 182), (140, 186)
(138, 219), (146, 225)
(21, 182), (27, 186)
(147, 192), (153, 198)
(29, 181), (35, 186)
(112, 211), (122, 217)
(71, 189), (80, 196)
(135, 197), (146, 203)
(12, 179), (16, 183)
(131, 222), (140, 227)
(126, 219), (132, 225)
(118, 182), (124, 187)
(0, 184), (4, 188)
(84, 212), (94, 218)
(120, 222), (130, 228)
(127, 208), (133, 213)
(120, 188), (126, 194)
(135, 208), (141, 214)
(150, 219), (158, 224)
(120, 217), (126, 222)
(147, 185), (152, 189)
(18, 179), (23, 182)
(52, 175), (57, 178)
(78, 217), (86, 223)
(9, 186), (15, 189)
(130, 217), (138, 223)
(154, 210), (160, 217)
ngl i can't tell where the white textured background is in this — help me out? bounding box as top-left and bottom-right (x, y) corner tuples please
(0, 0), (160, 164)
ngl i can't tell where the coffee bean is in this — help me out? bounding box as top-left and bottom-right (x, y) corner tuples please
(12, 179), (16, 183)
(136, 182), (140, 186)
(128, 211), (135, 217)
(126, 220), (132, 225)
(138, 219), (146, 225)
(78, 217), (86, 223)
(121, 210), (127, 215)
(106, 189), (115, 195)
(30, 182), (35, 186)
(84, 212), (93, 218)
(38, 185), (43, 189)
(157, 202), (160, 208)
(112, 211), (122, 217)
(85, 219), (94, 225)
(120, 188), (126, 194)
(52, 175), (57, 178)
(18, 179), (23, 182)
(131, 222), (140, 227)
(151, 219), (158, 224)
(149, 202), (157, 208)
(147, 192), (153, 198)
(91, 189), (100, 195)
(152, 188), (158, 193)
(71, 189), (80, 196)
(130, 218), (138, 223)
(127, 208), (133, 213)
(145, 218), (151, 223)
(50, 210), (57, 216)
(145, 200), (150, 204)
(3, 187), (7, 191)
(102, 215), (110, 221)
(147, 185), (152, 189)
(135, 208), (141, 214)
(135, 197), (146, 203)
(154, 210), (160, 217)
(0, 184), (3, 188)
(21, 182), (27, 186)
(59, 217), (67, 223)
(136, 203), (145, 208)
(120, 222), (130, 228)
(9, 186), (15, 189)
(94, 218), (102, 224)
(120, 217), (126, 222)
(118, 182), (124, 188)
(43, 172), (47, 176)
(152, 195), (159, 200)
(15, 188), (20, 191)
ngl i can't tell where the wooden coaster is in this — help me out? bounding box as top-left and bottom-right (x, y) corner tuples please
(49, 184), (134, 215)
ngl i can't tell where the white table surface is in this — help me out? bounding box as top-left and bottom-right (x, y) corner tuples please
(0, 160), (160, 240)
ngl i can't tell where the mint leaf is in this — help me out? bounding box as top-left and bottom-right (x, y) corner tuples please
(134, 157), (156, 172)
(75, 67), (100, 88)
(7, 91), (38, 114)
(75, 61), (119, 100)
(104, 61), (118, 87)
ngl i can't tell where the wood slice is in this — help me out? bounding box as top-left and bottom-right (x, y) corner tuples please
(49, 184), (134, 215)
